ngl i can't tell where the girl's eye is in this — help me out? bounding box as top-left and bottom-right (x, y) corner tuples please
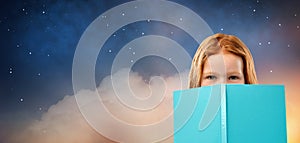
(228, 76), (239, 80)
(205, 75), (217, 80)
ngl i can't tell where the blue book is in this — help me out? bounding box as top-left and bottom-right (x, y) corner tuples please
(173, 84), (287, 143)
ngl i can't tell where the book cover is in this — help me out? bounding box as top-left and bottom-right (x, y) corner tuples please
(173, 84), (287, 143)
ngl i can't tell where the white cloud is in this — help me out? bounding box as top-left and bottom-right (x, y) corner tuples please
(6, 69), (188, 143)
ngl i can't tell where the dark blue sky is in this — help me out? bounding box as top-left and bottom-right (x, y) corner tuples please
(1, 0), (300, 133)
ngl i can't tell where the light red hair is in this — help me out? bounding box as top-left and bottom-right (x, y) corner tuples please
(189, 33), (258, 88)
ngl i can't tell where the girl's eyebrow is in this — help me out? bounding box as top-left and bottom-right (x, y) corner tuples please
(202, 72), (218, 75)
(227, 71), (243, 75)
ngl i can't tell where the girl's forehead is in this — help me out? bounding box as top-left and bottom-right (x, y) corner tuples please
(203, 52), (244, 73)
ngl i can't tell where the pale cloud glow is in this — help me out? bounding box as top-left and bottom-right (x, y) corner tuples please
(5, 69), (188, 143)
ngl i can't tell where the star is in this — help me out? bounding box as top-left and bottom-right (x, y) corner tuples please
(9, 67), (13, 74)
(267, 41), (271, 45)
(259, 42), (262, 46)
(278, 23), (281, 27)
(29, 51), (32, 55)
(20, 98), (24, 102)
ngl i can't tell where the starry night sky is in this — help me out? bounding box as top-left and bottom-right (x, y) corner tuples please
(1, 0), (300, 142)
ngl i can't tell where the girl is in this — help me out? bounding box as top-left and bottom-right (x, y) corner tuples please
(189, 33), (258, 88)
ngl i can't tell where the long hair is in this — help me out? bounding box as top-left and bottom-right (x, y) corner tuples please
(189, 33), (258, 88)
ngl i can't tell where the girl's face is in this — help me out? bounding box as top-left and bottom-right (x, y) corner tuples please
(201, 51), (245, 86)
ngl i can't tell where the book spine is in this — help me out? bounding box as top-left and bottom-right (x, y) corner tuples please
(221, 84), (227, 143)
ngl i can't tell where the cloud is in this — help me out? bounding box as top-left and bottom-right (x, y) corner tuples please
(5, 69), (188, 143)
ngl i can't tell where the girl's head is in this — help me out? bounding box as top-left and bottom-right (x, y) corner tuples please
(189, 33), (258, 88)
